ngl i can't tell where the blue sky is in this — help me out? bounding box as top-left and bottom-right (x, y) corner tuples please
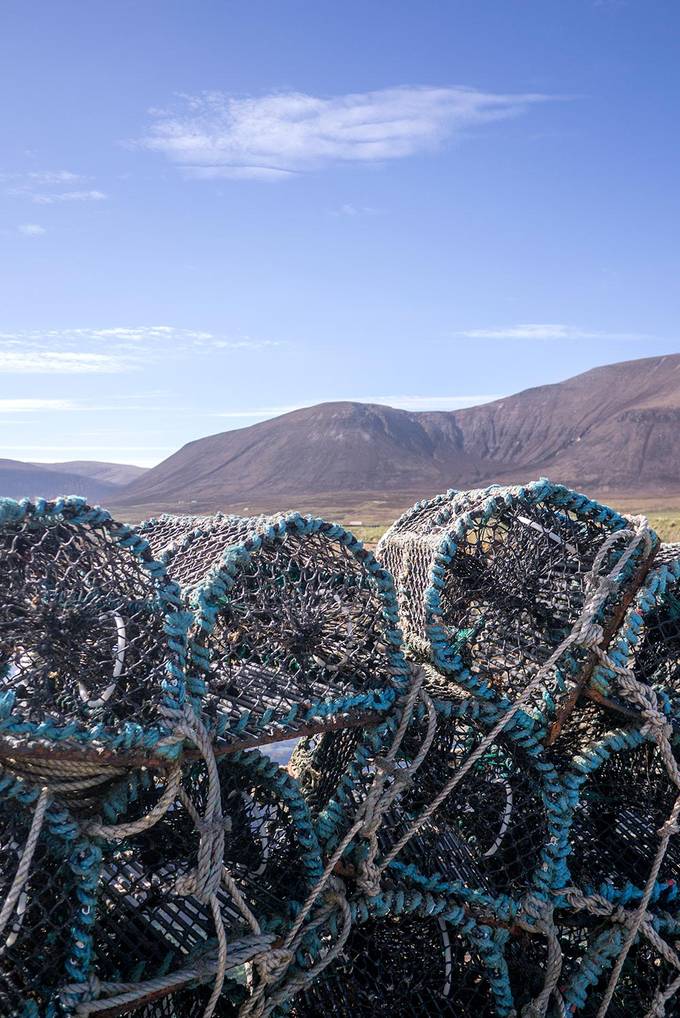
(1, 0), (679, 466)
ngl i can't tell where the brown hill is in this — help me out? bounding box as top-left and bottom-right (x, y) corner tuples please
(116, 353), (680, 512)
(0, 459), (146, 502)
(32, 460), (147, 487)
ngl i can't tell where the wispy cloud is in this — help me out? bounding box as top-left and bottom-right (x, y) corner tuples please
(26, 170), (83, 184)
(3, 169), (107, 205)
(138, 85), (554, 180)
(0, 352), (124, 374)
(456, 323), (651, 341)
(331, 203), (380, 217)
(0, 326), (282, 374)
(17, 223), (46, 236)
(0, 398), (78, 412)
(31, 189), (107, 204)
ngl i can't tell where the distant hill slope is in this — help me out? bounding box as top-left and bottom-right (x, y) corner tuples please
(32, 460), (147, 487)
(0, 459), (147, 502)
(116, 352), (680, 510)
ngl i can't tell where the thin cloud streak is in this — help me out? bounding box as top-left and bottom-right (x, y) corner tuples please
(457, 322), (651, 341)
(139, 85), (556, 180)
(0, 326), (283, 374)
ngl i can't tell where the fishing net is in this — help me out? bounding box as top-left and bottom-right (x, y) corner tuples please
(290, 908), (511, 1018)
(0, 498), (185, 758)
(559, 915), (680, 1017)
(550, 707), (680, 900)
(77, 749), (323, 1016)
(0, 775), (101, 1018)
(151, 512), (408, 749)
(590, 556), (680, 716)
(3, 484), (680, 1018)
(377, 479), (657, 721)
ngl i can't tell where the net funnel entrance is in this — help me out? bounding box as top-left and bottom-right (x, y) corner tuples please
(0, 498), (186, 759)
(154, 512), (408, 749)
(377, 480), (655, 719)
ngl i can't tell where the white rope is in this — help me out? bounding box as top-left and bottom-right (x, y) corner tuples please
(0, 787), (49, 941)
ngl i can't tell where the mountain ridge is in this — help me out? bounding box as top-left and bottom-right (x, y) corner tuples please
(116, 352), (680, 510)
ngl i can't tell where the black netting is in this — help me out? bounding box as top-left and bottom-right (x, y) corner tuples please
(291, 914), (502, 1017)
(91, 752), (320, 998)
(171, 515), (405, 746)
(378, 483), (652, 713)
(0, 501), (181, 747)
(0, 790), (86, 1018)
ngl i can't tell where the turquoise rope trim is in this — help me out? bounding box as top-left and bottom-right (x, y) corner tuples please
(590, 557), (680, 703)
(420, 479), (658, 713)
(182, 513), (411, 852)
(552, 720), (674, 904)
(285, 889), (515, 1017)
(94, 745), (326, 970)
(0, 496), (191, 757)
(0, 769), (102, 1015)
(188, 510), (410, 715)
(561, 910), (680, 1014)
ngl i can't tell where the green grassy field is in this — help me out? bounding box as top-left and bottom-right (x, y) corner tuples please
(115, 493), (680, 549)
(353, 506), (680, 549)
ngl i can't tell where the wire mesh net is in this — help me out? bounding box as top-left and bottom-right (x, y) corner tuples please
(153, 513), (407, 747)
(0, 499), (183, 753)
(377, 480), (653, 715)
(2, 487), (679, 1017)
(590, 558), (680, 715)
(554, 715), (680, 896)
(89, 750), (321, 1004)
(290, 912), (506, 1018)
(0, 782), (96, 1018)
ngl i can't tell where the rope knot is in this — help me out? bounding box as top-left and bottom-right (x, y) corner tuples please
(256, 947), (294, 985)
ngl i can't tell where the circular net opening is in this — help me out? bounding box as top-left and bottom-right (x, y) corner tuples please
(0, 507), (176, 737)
(435, 495), (635, 699)
(93, 753), (319, 991)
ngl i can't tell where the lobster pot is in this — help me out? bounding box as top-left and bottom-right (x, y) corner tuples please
(554, 716), (680, 898)
(291, 697), (558, 903)
(138, 512), (240, 565)
(380, 705), (557, 900)
(590, 558), (680, 711)
(160, 512), (407, 747)
(377, 479), (655, 711)
(0, 781), (99, 1018)
(85, 750), (322, 1015)
(560, 916), (680, 1017)
(0, 498), (185, 756)
(291, 910), (512, 1018)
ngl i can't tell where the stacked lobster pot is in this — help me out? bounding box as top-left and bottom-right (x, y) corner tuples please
(0, 499), (409, 1017)
(3, 480), (680, 1017)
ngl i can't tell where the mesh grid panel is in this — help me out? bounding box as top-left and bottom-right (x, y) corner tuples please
(377, 481), (652, 713)
(0, 499), (184, 753)
(169, 513), (407, 747)
(291, 913), (504, 1017)
(91, 751), (322, 1000)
